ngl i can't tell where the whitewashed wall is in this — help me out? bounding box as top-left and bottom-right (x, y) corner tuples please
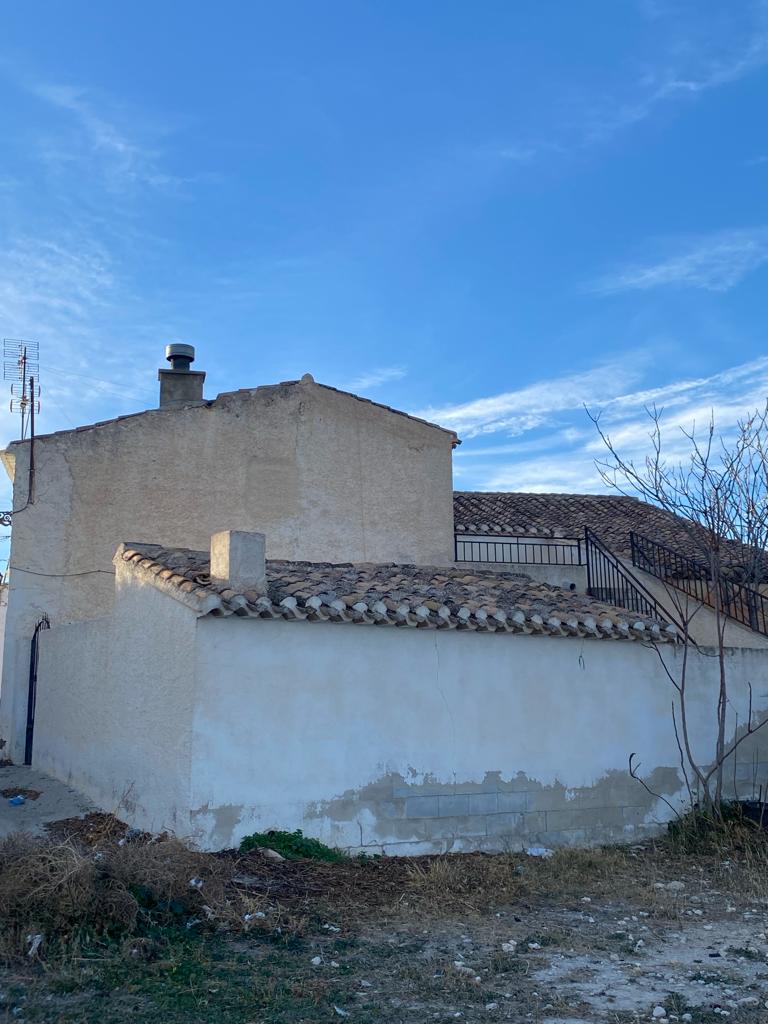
(1, 379), (455, 761)
(32, 573), (768, 853)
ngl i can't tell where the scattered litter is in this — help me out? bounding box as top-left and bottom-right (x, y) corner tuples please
(527, 942), (541, 950)
(331, 960), (340, 968)
(259, 847), (285, 862)
(323, 923), (341, 932)
(185, 918), (202, 930)
(188, 877), (204, 889)
(117, 828), (142, 846)
(333, 1007), (349, 1018)
(526, 846), (554, 858)
(311, 956), (322, 966)
(26, 934), (42, 958)
(452, 962), (481, 982)
(580, 896), (591, 903)
(359, 980), (372, 988)
(485, 1003), (498, 1011)
(501, 941), (517, 953)
(8, 795), (25, 807)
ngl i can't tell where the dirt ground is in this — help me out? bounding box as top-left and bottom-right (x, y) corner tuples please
(2, 818), (768, 1023)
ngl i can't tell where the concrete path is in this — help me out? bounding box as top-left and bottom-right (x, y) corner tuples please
(0, 764), (94, 839)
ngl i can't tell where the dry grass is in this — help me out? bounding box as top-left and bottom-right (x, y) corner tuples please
(0, 833), (263, 960)
(406, 852), (524, 910)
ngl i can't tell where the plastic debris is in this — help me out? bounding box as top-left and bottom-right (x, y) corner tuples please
(501, 941), (517, 953)
(323, 923), (341, 932)
(117, 828), (142, 846)
(26, 934), (43, 957)
(311, 956), (322, 966)
(260, 847), (285, 862)
(188, 877), (204, 889)
(525, 846), (554, 858)
(8, 795), (25, 806)
(333, 1008), (350, 1018)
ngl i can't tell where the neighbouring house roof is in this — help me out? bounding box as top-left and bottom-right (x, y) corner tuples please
(453, 491), (763, 575)
(117, 543), (676, 641)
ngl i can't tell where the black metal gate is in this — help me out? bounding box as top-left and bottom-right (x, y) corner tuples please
(24, 615), (50, 765)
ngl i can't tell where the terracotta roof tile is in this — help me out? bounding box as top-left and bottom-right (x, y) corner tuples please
(117, 543), (676, 642)
(453, 491), (760, 574)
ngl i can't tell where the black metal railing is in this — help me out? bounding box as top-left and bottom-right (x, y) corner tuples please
(455, 535), (583, 566)
(585, 528), (671, 622)
(630, 531), (768, 636)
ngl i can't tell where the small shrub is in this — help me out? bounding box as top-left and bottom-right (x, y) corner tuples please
(239, 829), (347, 862)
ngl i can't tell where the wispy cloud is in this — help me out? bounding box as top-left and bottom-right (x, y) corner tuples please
(586, 4), (768, 143)
(414, 362), (644, 439)
(0, 230), (170, 449)
(591, 229), (768, 294)
(24, 79), (192, 192)
(343, 366), (406, 392)
(439, 355), (768, 492)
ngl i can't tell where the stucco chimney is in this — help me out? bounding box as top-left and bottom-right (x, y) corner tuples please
(158, 344), (206, 408)
(210, 530), (267, 595)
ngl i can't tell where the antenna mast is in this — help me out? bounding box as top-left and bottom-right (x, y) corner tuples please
(4, 340), (41, 441)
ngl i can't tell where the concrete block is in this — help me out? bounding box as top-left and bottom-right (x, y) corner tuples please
(377, 800), (406, 820)
(405, 795), (440, 818)
(545, 806), (625, 831)
(438, 794), (470, 817)
(424, 815), (488, 840)
(486, 811), (524, 835)
(469, 792), (498, 815)
(541, 828), (591, 847)
(520, 811), (547, 835)
(622, 805), (650, 826)
(497, 791), (530, 813)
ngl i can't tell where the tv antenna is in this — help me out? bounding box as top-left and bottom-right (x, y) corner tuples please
(4, 340), (41, 441)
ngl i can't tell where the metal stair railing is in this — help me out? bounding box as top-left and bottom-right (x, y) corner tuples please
(630, 531), (768, 637)
(584, 527), (675, 624)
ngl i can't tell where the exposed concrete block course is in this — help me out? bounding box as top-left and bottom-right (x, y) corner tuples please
(497, 791), (531, 813)
(545, 806), (627, 831)
(622, 805), (652, 826)
(437, 794), (471, 817)
(469, 792), (498, 815)
(424, 815), (489, 840)
(485, 811), (524, 835)
(405, 795), (440, 818)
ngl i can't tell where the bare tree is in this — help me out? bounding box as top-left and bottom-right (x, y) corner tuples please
(589, 403), (768, 819)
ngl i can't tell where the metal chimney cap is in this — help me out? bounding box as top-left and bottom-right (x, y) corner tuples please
(165, 343), (195, 365)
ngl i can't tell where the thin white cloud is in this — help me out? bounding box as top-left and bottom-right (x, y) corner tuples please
(413, 362), (645, 439)
(444, 355), (768, 493)
(580, 4), (768, 147)
(24, 79), (190, 192)
(0, 230), (168, 450)
(344, 367), (406, 392)
(591, 229), (768, 294)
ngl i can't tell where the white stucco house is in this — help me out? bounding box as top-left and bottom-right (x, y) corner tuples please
(2, 346), (768, 852)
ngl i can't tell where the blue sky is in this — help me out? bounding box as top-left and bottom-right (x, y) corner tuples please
(1, 0), (767, 509)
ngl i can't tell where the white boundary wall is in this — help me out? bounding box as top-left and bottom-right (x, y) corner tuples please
(33, 573), (768, 852)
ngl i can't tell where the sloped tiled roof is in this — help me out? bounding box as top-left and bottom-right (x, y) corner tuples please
(116, 543), (676, 641)
(453, 491), (757, 571)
